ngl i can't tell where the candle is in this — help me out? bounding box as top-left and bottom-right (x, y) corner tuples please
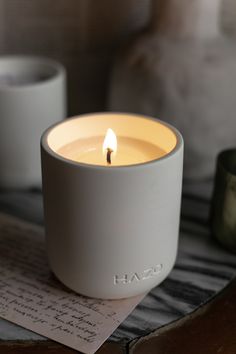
(48, 113), (175, 168)
(57, 132), (167, 166)
(0, 56), (66, 188)
(41, 113), (184, 299)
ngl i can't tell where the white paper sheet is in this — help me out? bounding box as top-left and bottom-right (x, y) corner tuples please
(0, 213), (144, 354)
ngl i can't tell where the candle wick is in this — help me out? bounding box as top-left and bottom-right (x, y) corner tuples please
(106, 148), (113, 165)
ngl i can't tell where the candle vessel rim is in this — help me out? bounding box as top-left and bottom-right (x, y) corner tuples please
(0, 55), (65, 92)
(41, 112), (184, 170)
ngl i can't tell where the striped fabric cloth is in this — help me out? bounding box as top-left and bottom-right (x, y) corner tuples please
(0, 182), (235, 342)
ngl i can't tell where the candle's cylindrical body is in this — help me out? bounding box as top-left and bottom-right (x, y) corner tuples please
(41, 113), (183, 299)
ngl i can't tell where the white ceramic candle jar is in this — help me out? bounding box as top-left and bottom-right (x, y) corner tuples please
(41, 113), (183, 299)
(0, 55), (66, 188)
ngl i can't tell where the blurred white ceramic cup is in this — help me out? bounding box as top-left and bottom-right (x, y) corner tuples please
(0, 56), (66, 188)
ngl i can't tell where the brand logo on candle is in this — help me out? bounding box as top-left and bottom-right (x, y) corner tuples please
(114, 264), (163, 285)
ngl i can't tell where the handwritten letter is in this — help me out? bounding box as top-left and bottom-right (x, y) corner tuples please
(0, 214), (144, 354)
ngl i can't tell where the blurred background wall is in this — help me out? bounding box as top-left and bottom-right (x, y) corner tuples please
(0, 0), (235, 115)
(0, 0), (151, 114)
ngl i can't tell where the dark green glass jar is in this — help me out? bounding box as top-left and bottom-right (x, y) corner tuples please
(211, 149), (236, 252)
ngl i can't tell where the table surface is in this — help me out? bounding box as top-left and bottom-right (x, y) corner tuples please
(0, 181), (236, 353)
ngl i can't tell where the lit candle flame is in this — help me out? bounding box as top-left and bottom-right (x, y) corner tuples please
(103, 128), (117, 164)
(103, 128), (117, 155)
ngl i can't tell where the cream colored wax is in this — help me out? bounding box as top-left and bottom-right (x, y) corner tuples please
(57, 136), (166, 166)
